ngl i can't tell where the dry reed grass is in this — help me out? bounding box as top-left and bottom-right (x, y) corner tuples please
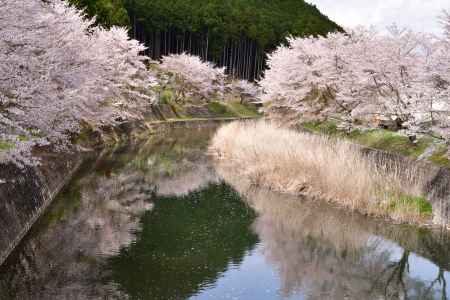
(210, 120), (430, 223)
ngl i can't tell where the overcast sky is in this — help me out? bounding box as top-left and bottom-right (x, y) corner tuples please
(307, 0), (450, 35)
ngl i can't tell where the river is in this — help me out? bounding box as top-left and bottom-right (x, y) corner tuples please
(0, 124), (449, 300)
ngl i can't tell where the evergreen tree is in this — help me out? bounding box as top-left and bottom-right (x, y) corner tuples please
(69, 0), (130, 27)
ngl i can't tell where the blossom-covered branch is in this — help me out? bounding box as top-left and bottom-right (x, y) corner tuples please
(0, 0), (156, 164)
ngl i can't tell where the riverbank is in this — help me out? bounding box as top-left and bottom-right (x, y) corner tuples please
(210, 120), (450, 228)
(298, 120), (450, 168)
(0, 114), (258, 267)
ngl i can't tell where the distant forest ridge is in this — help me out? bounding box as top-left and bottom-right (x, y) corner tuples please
(69, 0), (342, 80)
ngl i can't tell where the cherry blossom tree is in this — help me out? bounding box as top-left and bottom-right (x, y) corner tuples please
(158, 53), (226, 102)
(156, 53), (261, 106)
(227, 80), (262, 103)
(429, 11), (450, 135)
(0, 0), (156, 164)
(260, 15), (450, 137)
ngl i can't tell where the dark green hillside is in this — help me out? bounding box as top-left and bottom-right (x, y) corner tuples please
(69, 0), (130, 27)
(70, 0), (342, 79)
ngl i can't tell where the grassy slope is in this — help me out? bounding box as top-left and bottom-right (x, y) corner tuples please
(0, 141), (14, 151)
(206, 101), (261, 118)
(302, 121), (450, 167)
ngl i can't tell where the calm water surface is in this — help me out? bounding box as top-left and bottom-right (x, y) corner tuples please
(0, 125), (449, 300)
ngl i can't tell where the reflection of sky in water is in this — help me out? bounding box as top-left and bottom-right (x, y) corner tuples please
(409, 253), (450, 293)
(191, 244), (306, 300)
(191, 236), (450, 300)
(191, 230), (450, 299)
(307, 0), (450, 35)
(373, 235), (450, 293)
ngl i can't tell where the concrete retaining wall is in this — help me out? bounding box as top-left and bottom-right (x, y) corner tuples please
(360, 146), (450, 226)
(0, 150), (84, 266)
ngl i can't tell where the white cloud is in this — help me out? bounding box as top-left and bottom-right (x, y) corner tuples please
(308, 0), (450, 35)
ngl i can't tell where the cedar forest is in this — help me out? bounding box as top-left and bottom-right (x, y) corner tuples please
(69, 0), (342, 79)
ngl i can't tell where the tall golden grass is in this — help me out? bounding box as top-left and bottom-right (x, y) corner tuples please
(210, 120), (431, 223)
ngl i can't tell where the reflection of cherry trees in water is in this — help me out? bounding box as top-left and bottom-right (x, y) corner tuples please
(255, 194), (449, 299)
(106, 182), (258, 300)
(0, 162), (152, 299)
(0, 126), (219, 300)
(215, 162), (450, 300)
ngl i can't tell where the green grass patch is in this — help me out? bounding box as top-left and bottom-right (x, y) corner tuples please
(159, 90), (174, 105)
(0, 140), (14, 151)
(226, 102), (261, 117)
(207, 101), (237, 117)
(389, 195), (432, 217)
(207, 101), (261, 118)
(17, 135), (29, 142)
(302, 120), (340, 136)
(428, 144), (450, 167)
(349, 130), (432, 158)
(302, 120), (433, 158)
